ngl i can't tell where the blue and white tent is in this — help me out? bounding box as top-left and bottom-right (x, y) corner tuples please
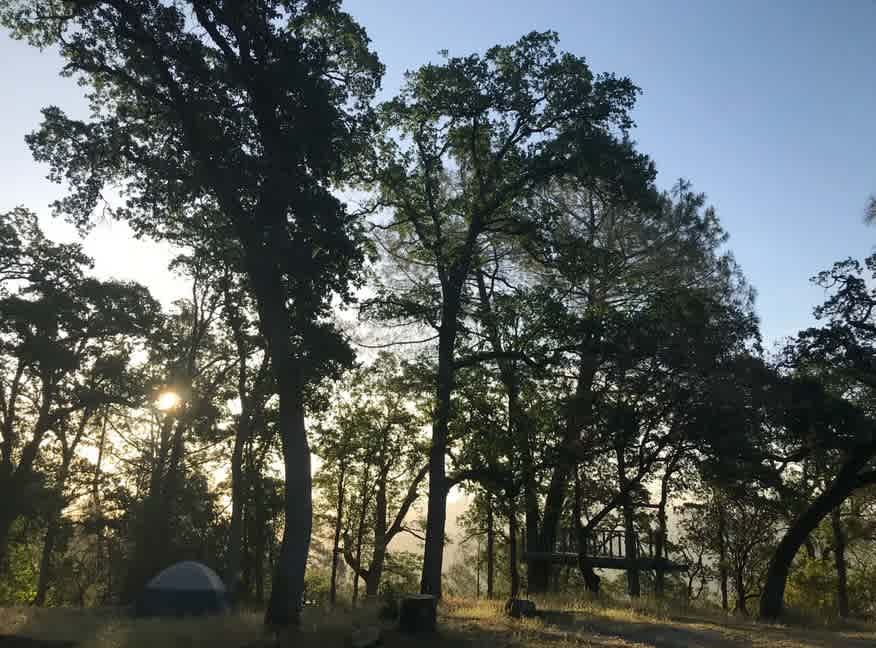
(135, 561), (229, 617)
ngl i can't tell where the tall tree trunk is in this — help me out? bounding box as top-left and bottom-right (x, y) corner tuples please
(243, 248), (314, 628)
(523, 486), (540, 587)
(241, 522), (252, 602)
(475, 540), (481, 599)
(420, 326), (456, 597)
(654, 506), (667, 597)
(734, 566), (747, 615)
(223, 281), (263, 603)
(531, 353), (598, 593)
(622, 495), (640, 597)
(351, 465), (371, 606)
(654, 454), (678, 599)
(329, 462), (346, 605)
(617, 445), (639, 597)
(254, 502), (265, 605)
(759, 455), (872, 619)
(265, 391), (312, 627)
(124, 416), (174, 602)
(33, 515), (60, 606)
(366, 471), (388, 597)
(226, 417), (248, 601)
(92, 414), (108, 603)
(161, 418), (186, 538)
(831, 507), (849, 618)
(508, 498), (520, 599)
(573, 468), (600, 593)
(475, 272), (539, 593)
(486, 495), (495, 600)
(717, 503), (729, 612)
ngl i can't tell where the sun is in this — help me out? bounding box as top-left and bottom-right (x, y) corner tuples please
(155, 391), (182, 411)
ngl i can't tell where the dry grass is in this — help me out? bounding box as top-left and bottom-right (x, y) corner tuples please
(441, 596), (876, 648)
(1, 597), (875, 648)
(0, 607), (264, 648)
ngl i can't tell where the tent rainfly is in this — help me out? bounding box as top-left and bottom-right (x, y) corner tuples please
(135, 561), (229, 617)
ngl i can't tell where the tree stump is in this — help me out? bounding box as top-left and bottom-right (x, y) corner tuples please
(398, 594), (437, 634)
(349, 625), (382, 648)
(505, 598), (537, 619)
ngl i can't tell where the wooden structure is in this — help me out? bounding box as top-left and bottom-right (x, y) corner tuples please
(523, 526), (688, 573)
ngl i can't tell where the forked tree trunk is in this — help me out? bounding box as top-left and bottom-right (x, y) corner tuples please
(759, 455), (873, 619)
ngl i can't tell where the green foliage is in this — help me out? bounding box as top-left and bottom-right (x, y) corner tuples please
(786, 556), (839, 617)
(381, 551), (421, 595)
(0, 518), (40, 605)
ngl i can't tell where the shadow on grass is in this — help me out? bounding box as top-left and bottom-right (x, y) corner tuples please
(0, 637), (75, 648)
(539, 608), (752, 648)
(535, 603), (876, 648)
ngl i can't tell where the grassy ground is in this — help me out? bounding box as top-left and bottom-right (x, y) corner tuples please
(1, 597), (875, 648)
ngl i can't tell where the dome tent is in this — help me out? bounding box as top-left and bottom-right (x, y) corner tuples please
(135, 561), (229, 617)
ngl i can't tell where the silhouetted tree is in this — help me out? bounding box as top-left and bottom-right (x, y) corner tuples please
(3, 0), (382, 627)
(363, 30), (655, 596)
(0, 209), (161, 585)
(760, 256), (876, 618)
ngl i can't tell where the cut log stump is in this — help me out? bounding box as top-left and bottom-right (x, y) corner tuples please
(399, 594), (437, 634)
(349, 625), (382, 648)
(505, 598), (537, 619)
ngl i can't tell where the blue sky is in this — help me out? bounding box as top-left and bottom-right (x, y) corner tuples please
(1, 1), (874, 347)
